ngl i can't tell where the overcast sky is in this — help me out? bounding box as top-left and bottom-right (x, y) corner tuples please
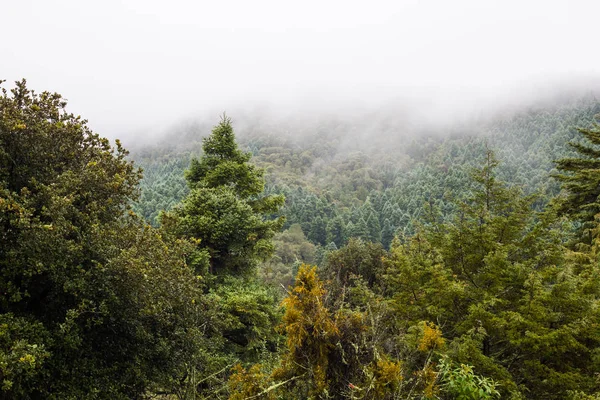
(2, 0), (599, 138)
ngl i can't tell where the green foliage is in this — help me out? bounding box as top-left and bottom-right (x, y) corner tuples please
(384, 152), (600, 399)
(260, 224), (316, 288)
(153, 116), (289, 398)
(5, 78), (600, 398)
(0, 314), (49, 397)
(555, 115), (600, 244)
(567, 391), (600, 400)
(438, 357), (500, 400)
(127, 97), (600, 399)
(230, 264), (378, 399)
(322, 238), (387, 294)
(326, 215), (346, 248)
(163, 115), (285, 276)
(0, 80), (206, 398)
(229, 265), (504, 400)
(212, 277), (282, 362)
(133, 155), (190, 225)
(133, 98), (600, 256)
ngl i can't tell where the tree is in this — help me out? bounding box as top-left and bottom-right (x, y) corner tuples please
(322, 238), (387, 292)
(229, 265), (401, 399)
(326, 215), (346, 248)
(163, 115), (285, 276)
(384, 151), (600, 398)
(0, 80), (204, 398)
(555, 115), (600, 244)
(260, 224), (316, 288)
(308, 215), (327, 245)
(229, 265), (500, 400)
(366, 212), (382, 243)
(346, 217), (369, 241)
(381, 218), (395, 249)
(159, 116), (287, 397)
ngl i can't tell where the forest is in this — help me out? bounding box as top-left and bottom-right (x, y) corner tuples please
(1, 80), (600, 400)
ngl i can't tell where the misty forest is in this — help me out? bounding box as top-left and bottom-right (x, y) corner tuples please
(2, 77), (600, 400)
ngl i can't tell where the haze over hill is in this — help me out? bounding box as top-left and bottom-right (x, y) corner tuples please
(2, 0), (599, 142)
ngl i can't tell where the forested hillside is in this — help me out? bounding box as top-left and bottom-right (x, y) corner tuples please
(132, 97), (600, 247)
(2, 81), (600, 399)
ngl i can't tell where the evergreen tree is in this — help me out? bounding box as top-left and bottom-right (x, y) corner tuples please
(381, 218), (395, 249)
(366, 212), (382, 243)
(344, 221), (355, 243)
(164, 115), (285, 276)
(384, 151), (600, 398)
(308, 215), (327, 245)
(160, 116), (287, 395)
(326, 215), (346, 248)
(323, 238), (387, 291)
(347, 218), (369, 241)
(555, 116), (600, 244)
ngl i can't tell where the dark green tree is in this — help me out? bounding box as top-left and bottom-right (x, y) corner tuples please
(322, 238), (387, 292)
(326, 215), (346, 248)
(159, 116), (287, 395)
(555, 115), (600, 244)
(0, 80), (205, 398)
(381, 218), (395, 249)
(366, 212), (382, 243)
(308, 215), (327, 245)
(346, 218), (369, 241)
(163, 115), (285, 276)
(384, 151), (600, 398)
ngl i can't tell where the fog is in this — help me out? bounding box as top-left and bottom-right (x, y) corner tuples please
(2, 0), (599, 142)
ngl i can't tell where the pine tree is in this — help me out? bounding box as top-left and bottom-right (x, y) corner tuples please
(164, 115), (285, 275)
(555, 116), (600, 243)
(326, 215), (346, 248)
(385, 151), (600, 398)
(347, 218), (369, 241)
(366, 212), (382, 243)
(308, 215), (327, 245)
(160, 116), (286, 394)
(381, 218), (395, 249)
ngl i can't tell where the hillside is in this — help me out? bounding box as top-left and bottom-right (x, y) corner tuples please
(131, 97), (600, 246)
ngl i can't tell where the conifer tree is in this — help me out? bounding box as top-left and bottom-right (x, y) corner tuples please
(555, 116), (600, 243)
(160, 116), (286, 395)
(381, 218), (395, 249)
(164, 115), (285, 276)
(366, 212), (382, 243)
(308, 215), (327, 245)
(326, 215), (346, 248)
(385, 151), (600, 398)
(347, 218), (369, 241)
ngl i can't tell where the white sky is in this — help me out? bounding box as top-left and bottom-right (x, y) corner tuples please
(2, 0), (599, 138)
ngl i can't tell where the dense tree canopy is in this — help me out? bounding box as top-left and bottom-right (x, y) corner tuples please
(3, 79), (600, 399)
(383, 153), (600, 398)
(0, 80), (205, 398)
(131, 97), (600, 399)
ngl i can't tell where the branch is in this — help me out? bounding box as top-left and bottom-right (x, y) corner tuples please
(280, 283), (292, 296)
(196, 362), (238, 386)
(243, 374), (306, 400)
